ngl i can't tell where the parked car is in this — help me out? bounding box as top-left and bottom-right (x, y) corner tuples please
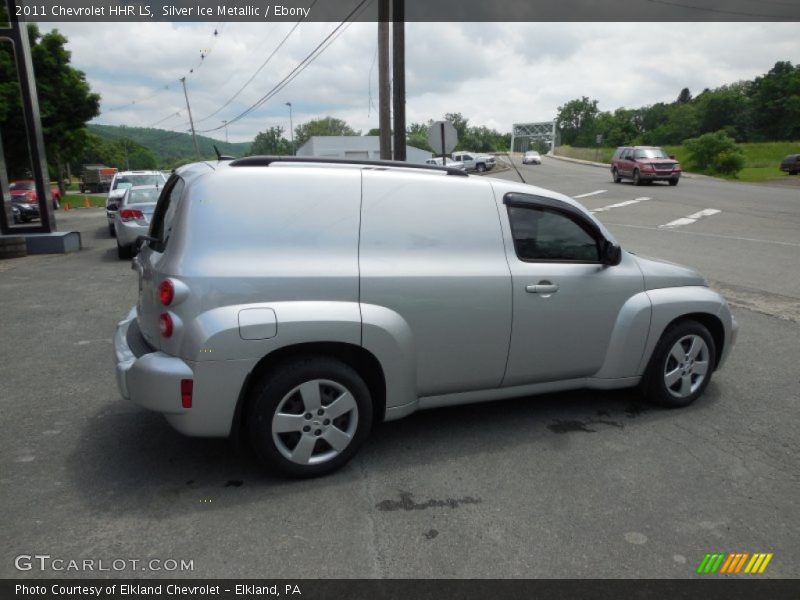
(10, 204), (21, 224)
(113, 185), (161, 259)
(452, 151), (496, 172)
(425, 157), (466, 170)
(108, 170), (167, 199)
(779, 153), (800, 175)
(113, 157), (736, 478)
(10, 196), (39, 222)
(611, 146), (681, 186)
(105, 188), (128, 237)
(522, 151), (542, 165)
(9, 179), (61, 210)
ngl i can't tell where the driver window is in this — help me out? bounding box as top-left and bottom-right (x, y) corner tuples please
(507, 206), (600, 262)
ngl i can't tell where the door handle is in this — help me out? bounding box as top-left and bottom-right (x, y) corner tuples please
(526, 282), (559, 294)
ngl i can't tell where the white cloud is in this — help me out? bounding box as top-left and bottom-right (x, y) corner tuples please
(49, 21), (800, 143)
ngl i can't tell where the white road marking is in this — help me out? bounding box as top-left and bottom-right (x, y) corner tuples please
(590, 197), (651, 213)
(605, 222), (800, 247)
(659, 208), (721, 229)
(573, 190), (607, 199)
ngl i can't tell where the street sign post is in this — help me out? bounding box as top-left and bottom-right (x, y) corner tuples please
(427, 121), (457, 166)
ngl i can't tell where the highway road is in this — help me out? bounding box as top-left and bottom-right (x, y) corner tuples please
(1, 164), (798, 580)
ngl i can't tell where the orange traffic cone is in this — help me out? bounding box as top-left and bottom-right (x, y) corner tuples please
(64, 202), (71, 211)
(83, 197), (91, 208)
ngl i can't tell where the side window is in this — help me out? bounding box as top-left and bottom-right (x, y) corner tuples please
(621, 149), (631, 160)
(507, 206), (600, 262)
(148, 176), (185, 253)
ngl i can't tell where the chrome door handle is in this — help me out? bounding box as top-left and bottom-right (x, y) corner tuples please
(526, 282), (559, 294)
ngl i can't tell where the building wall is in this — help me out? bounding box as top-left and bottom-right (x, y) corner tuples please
(297, 136), (431, 164)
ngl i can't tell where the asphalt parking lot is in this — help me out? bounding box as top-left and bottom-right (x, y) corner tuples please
(1, 162), (798, 579)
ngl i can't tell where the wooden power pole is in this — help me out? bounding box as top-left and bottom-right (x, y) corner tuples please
(392, 0), (406, 161)
(378, 0), (392, 160)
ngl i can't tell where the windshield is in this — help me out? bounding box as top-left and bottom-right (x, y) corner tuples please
(114, 174), (163, 189)
(634, 148), (670, 159)
(126, 188), (160, 205)
(9, 181), (34, 190)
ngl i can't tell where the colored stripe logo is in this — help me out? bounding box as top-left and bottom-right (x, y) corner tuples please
(697, 552), (773, 574)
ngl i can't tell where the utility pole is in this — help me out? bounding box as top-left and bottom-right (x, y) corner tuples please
(392, 0), (406, 161)
(377, 0), (391, 160)
(180, 77), (200, 157)
(285, 102), (295, 155)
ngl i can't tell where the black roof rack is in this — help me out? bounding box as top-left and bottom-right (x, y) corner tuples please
(228, 155), (468, 177)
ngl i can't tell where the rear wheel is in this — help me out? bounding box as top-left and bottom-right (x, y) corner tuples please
(642, 320), (716, 408)
(109, 224), (116, 237)
(633, 169), (642, 186)
(247, 356), (373, 478)
(612, 168), (621, 183)
(117, 241), (133, 259)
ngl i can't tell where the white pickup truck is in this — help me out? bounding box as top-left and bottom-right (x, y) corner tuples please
(451, 151), (496, 172)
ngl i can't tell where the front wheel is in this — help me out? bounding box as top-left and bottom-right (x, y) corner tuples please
(669, 178), (679, 187)
(247, 356), (373, 478)
(633, 169), (642, 186)
(476, 163), (486, 173)
(612, 168), (621, 183)
(642, 320), (716, 408)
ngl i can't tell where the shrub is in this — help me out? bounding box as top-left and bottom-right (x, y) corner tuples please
(684, 131), (745, 176)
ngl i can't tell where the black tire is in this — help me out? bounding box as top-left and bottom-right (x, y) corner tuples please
(109, 223), (116, 237)
(612, 167), (621, 183)
(642, 320), (716, 408)
(669, 178), (679, 187)
(476, 163), (486, 173)
(633, 169), (642, 186)
(247, 356), (373, 478)
(117, 242), (133, 259)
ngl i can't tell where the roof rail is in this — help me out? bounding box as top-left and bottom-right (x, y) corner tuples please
(228, 155), (469, 176)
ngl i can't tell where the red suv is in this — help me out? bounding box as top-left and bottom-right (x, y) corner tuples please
(611, 146), (681, 186)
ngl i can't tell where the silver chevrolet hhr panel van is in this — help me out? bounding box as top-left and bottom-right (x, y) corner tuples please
(114, 157), (737, 477)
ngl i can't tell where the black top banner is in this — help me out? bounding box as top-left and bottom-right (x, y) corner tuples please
(3, 0), (800, 23)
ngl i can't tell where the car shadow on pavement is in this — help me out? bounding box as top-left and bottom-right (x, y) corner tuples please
(66, 382), (721, 517)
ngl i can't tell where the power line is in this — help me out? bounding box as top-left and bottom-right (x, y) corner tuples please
(644, 0), (796, 19)
(193, 6), (317, 124)
(198, 0), (372, 134)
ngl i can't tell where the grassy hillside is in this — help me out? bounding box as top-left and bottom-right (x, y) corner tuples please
(555, 142), (800, 182)
(88, 124), (252, 167)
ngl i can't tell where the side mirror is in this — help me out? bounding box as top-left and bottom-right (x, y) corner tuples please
(135, 235), (158, 250)
(601, 240), (622, 266)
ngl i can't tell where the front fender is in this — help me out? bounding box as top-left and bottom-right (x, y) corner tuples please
(593, 291), (652, 379)
(638, 286), (734, 375)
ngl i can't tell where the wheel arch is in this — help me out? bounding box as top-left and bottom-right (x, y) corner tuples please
(232, 342), (387, 443)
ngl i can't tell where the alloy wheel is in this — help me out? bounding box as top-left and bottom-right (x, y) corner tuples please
(663, 334), (710, 399)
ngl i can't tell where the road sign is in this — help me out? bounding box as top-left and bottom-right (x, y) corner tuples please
(427, 121), (458, 156)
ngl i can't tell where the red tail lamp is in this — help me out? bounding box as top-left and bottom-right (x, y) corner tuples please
(180, 379), (193, 409)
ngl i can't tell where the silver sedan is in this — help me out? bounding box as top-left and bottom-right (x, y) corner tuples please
(114, 185), (161, 259)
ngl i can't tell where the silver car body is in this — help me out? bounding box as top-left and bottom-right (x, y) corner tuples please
(114, 160), (737, 438)
(113, 186), (160, 248)
(522, 151), (542, 164)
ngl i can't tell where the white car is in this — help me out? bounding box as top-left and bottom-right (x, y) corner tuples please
(425, 157), (466, 171)
(114, 185), (161, 259)
(522, 151), (542, 165)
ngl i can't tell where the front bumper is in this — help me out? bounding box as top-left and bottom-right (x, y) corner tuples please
(640, 171), (680, 181)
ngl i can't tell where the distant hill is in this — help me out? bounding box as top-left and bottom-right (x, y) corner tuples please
(88, 123), (253, 166)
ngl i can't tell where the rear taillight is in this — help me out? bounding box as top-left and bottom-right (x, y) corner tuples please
(159, 313), (174, 338)
(159, 279), (175, 306)
(120, 209), (144, 221)
(180, 379), (193, 409)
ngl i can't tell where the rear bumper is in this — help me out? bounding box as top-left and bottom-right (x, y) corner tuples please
(113, 307), (239, 437)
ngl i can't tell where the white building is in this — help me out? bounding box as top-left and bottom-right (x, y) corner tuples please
(296, 136), (432, 164)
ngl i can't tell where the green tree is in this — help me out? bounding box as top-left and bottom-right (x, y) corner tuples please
(556, 97), (599, 146)
(0, 25), (100, 189)
(676, 87), (693, 104)
(684, 131), (744, 175)
(294, 116), (359, 148)
(249, 126), (292, 155)
(748, 60), (800, 141)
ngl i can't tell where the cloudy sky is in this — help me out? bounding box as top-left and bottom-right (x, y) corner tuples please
(48, 21), (800, 143)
